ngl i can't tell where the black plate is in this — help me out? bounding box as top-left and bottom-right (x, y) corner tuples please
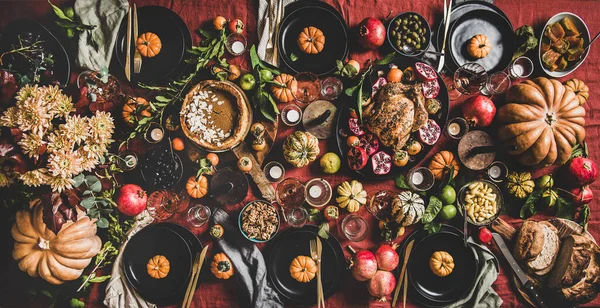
(407, 231), (478, 303)
(278, 0), (348, 76)
(335, 57), (449, 180)
(0, 19), (70, 87)
(263, 225), (345, 305)
(447, 9), (515, 73)
(122, 224), (196, 305)
(435, 1), (511, 73)
(114, 6), (191, 84)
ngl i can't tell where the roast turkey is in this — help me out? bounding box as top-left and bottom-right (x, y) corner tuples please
(363, 82), (427, 151)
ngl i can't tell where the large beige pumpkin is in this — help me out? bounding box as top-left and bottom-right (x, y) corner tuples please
(12, 200), (102, 285)
(496, 77), (585, 166)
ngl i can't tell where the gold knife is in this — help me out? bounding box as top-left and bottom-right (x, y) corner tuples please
(125, 7), (132, 81)
(392, 240), (414, 307)
(316, 236), (325, 307)
(183, 245), (209, 308)
(133, 3), (142, 74)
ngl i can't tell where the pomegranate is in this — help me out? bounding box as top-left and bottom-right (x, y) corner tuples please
(347, 146), (369, 171)
(359, 133), (380, 156)
(349, 248), (378, 281)
(564, 157), (598, 187)
(462, 95), (496, 127)
(375, 243), (399, 271)
(371, 77), (387, 99)
(367, 270), (396, 302)
(116, 184), (148, 216)
(477, 227), (493, 244)
(569, 186), (593, 206)
(371, 151), (392, 175)
(0, 70), (18, 103)
(227, 19), (244, 34)
(418, 119), (441, 145)
(415, 62), (437, 81)
(421, 79), (440, 99)
(348, 118), (366, 136)
(357, 17), (386, 50)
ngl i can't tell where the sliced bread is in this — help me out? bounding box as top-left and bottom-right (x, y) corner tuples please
(527, 222), (560, 275)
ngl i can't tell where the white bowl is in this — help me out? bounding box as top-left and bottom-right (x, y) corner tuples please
(538, 12), (590, 78)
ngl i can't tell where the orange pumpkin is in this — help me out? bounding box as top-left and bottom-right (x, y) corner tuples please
(564, 78), (589, 106)
(136, 32), (162, 58)
(271, 74), (298, 103)
(289, 255), (317, 283)
(186, 175), (208, 199)
(147, 255), (170, 279)
(467, 34), (492, 59)
(211, 252), (234, 280)
(297, 26), (325, 54)
(122, 97), (152, 126)
(428, 151), (460, 181)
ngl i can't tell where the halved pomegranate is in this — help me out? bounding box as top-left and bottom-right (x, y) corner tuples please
(422, 79), (440, 99)
(415, 62), (437, 81)
(359, 133), (380, 156)
(418, 119), (441, 145)
(371, 77), (388, 99)
(348, 146), (369, 171)
(371, 151), (392, 175)
(348, 118), (366, 136)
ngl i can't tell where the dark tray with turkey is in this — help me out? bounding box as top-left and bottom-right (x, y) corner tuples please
(336, 60), (449, 179)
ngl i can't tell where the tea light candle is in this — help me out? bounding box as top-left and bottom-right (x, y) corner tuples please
(489, 165), (502, 179)
(309, 185), (322, 199)
(411, 171), (424, 185)
(286, 109), (300, 123)
(269, 165), (283, 180)
(150, 128), (164, 142)
(511, 64), (524, 77)
(231, 41), (245, 54)
(448, 122), (461, 136)
(125, 154), (137, 168)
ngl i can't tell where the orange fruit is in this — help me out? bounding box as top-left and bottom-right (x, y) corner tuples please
(206, 153), (219, 166)
(347, 135), (360, 147)
(386, 67), (403, 83)
(213, 16), (227, 31)
(172, 138), (185, 151)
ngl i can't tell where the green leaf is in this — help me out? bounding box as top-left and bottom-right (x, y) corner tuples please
(579, 204), (590, 231)
(96, 217), (109, 228)
(422, 196), (443, 224)
(48, 0), (72, 21)
(249, 45), (260, 70)
(90, 181), (102, 193)
(41, 289), (53, 298)
(317, 222), (330, 239)
(99, 155), (105, 165)
(357, 85), (363, 121)
(290, 53), (299, 62)
(344, 85), (358, 97)
(336, 60), (344, 70)
(556, 195), (574, 219)
(55, 20), (78, 28)
(73, 174), (85, 188)
(394, 175), (410, 189)
(83, 190), (92, 196)
(423, 221), (441, 234)
(375, 52), (396, 65)
(155, 96), (171, 103)
(81, 197), (95, 209)
(520, 189), (543, 218)
(89, 274), (111, 283)
(69, 298), (85, 308)
(198, 28), (213, 39)
(583, 141), (589, 157)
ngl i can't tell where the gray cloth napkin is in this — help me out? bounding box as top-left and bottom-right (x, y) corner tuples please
(256, 0), (296, 66)
(74, 0), (129, 71)
(104, 210), (156, 308)
(447, 237), (503, 308)
(212, 208), (283, 308)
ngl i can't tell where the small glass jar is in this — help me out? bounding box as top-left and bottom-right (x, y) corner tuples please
(263, 161), (285, 183)
(508, 56), (534, 79)
(406, 167), (435, 192)
(286, 206), (308, 228)
(342, 214), (369, 242)
(225, 33), (247, 56)
(304, 178), (332, 208)
(281, 104), (302, 126)
(186, 204), (212, 227)
(320, 77), (343, 100)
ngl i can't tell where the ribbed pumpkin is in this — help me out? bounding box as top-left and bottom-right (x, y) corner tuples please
(336, 180), (367, 213)
(428, 151), (460, 181)
(122, 97), (152, 127)
(136, 32), (162, 58)
(467, 34), (492, 59)
(297, 26), (325, 54)
(12, 200), (102, 285)
(564, 78), (589, 106)
(506, 171), (535, 199)
(211, 252), (234, 280)
(271, 74), (298, 103)
(283, 131), (320, 168)
(289, 255), (317, 283)
(496, 77), (585, 166)
(429, 251), (454, 277)
(147, 255), (170, 279)
(186, 175), (208, 199)
(391, 191), (425, 227)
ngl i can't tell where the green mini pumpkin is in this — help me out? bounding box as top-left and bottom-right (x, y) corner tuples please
(283, 131), (320, 168)
(506, 172), (535, 199)
(391, 191), (425, 226)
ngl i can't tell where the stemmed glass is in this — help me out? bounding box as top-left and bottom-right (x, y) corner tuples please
(293, 72), (320, 106)
(448, 63), (488, 100)
(481, 71), (511, 96)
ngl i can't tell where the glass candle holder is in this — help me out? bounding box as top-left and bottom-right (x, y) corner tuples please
(145, 122), (164, 144)
(445, 117), (469, 140)
(487, 161), (509, 183)
(225, 33), (247, 56)
(304, 178), (332, 208)
(508, 56), (534, 79)
(263, 161), (285, 183)
(406, 167), (435, 192)
(281, 104), (302, 126)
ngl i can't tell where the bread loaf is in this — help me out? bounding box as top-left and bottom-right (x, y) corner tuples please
(513, 221), (560, 275)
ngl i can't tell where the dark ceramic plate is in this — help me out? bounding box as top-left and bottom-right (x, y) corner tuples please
(122, 223), (199, 305)
(447, 9), (515, 73)
(264, 225), (345, 305)
(0, 19), (70, 87)
(335, 57), (449, 180)
(278, 0), (348, 76)
(114, 6), (191, 84)
(408, 231), (478, 303)
(435, 1), (511, 73)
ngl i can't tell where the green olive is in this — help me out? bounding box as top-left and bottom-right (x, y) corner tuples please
(394, 19), (401, 26)
(406, 38), (412, 44)
(415, 44), (421, 50)
(402, 19), (408, 25)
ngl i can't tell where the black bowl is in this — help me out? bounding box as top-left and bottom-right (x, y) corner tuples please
(387, 12), (432, 57)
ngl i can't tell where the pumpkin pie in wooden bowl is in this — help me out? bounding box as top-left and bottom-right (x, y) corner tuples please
(180, 80), (252, 152)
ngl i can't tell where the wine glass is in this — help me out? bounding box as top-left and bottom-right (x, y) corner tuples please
(293, 72), (320, 106)
(147, 190), (183, 221)
(276, 178), (306, 221)
(443, 75), (463, 101)
(453, 63), (488, 96)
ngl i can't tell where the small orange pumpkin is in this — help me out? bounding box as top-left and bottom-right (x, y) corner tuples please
(289, 255), (317, 283)
(147, 255), (170, 279)
(429, 251), (454, 277)
(271, 74), (298, 103)
(211, 252), (234, 280)
(467, 34), (492, 59)
(136, 32), (162, 58)
(122, 97), (152, 126)
(297, 26), (325, 54)
(564, 78), (589, 106)
(428, 151), (460, 181)
(186, 175), (208, 199)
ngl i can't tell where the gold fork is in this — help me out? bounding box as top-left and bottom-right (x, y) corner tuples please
(133, 3), (142, 74)
(310, 239), (324, 308)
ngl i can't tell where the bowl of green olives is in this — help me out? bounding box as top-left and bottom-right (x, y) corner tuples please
(387, 12), (431, 56)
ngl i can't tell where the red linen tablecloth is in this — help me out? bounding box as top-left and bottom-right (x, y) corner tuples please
(1, 0), (599, 307)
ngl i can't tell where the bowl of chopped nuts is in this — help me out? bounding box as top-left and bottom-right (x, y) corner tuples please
(457, 180), (503, 226)
(238, 200), (280, 243)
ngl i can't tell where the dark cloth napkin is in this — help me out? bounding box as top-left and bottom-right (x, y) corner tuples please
(212, 208), (283, 308)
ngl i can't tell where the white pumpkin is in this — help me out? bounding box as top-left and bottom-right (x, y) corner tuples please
(391, 191), (425, 226)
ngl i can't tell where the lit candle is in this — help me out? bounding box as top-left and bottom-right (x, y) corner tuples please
(448, 122), (461, 136)
(511, 64), (524, 77)
(269, 165), (283, 180)
(150, 128), (164, 142)
(231, 41), (245, 54)
(309, 185), (322, 198)
(412, 171), (424, 185)
(286, 109), (300, 123)
(489, 165), (502, 178)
